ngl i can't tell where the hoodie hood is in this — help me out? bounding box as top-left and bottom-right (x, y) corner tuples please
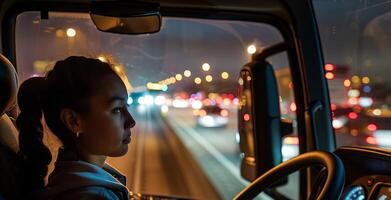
(41, 160), (128, 199)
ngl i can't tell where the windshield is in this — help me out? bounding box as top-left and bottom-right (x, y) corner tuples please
(313, 0), (391, 149)
(16, 11), (296, 199)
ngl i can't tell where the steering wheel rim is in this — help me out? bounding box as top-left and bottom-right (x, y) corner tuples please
(234, 151), (345, 200)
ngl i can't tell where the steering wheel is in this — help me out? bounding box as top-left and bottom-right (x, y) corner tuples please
(234, 151), (345, 200)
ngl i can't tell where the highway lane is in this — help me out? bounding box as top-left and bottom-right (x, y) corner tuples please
(107, 107), (221, 199)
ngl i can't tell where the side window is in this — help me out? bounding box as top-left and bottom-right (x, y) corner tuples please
(268, 52), (299, 199)
(313, 1), (391, 149)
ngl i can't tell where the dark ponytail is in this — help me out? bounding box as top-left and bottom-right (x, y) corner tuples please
(16, 77), (52, 193)
(16, 56), (117, 194)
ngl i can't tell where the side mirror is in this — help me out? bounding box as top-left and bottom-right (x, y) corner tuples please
(90, 1), (161, 34)
(238, 43), (291, 184)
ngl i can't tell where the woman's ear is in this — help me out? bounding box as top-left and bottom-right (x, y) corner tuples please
(60, 108), (82, 133)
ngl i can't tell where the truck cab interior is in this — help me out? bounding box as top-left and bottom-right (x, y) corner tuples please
(0, 0), (391, 199)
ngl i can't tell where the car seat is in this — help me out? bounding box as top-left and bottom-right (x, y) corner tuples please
(0, 54), (22, 199)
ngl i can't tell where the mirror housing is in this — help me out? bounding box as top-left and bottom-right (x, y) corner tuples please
(90, 1), (161, 34)
(238, 43), (290, 184)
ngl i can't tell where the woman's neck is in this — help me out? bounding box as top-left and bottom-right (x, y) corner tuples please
(79, 153), (107, 167)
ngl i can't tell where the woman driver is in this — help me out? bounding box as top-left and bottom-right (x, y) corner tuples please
(16, 56), (135, 200)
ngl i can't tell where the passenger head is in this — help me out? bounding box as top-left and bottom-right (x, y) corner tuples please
(16, 56), (135, 192)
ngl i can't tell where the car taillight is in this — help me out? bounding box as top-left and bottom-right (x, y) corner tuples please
(367, 124), (377, 132)
(348, 112), (358, 119)
(366, 136), (378, 145)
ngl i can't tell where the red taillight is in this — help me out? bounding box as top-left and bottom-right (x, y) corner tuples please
(243, 114), (250, 121)
(366, 136), (378, 145)
(367, 124), (377, 132)
(348, 112), (358, 119)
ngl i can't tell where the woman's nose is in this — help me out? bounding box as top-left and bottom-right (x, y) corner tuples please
(124, 109), (136, 129)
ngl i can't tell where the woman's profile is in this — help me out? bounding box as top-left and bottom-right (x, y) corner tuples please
(16, 56), (135, 200)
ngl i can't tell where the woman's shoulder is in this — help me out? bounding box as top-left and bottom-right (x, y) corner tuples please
(55, 185), (122, 200)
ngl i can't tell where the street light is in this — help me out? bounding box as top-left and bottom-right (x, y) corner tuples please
(184, 70), (191, 77)
(205, 75), (213, 82)
(247, 44), (256, 54)
(202, 63), (210, 71)
(221, 72), (229, 79)
(66, 28), (76, 37)
(195, 77), (202, 84)
(175, 74), (183, 81)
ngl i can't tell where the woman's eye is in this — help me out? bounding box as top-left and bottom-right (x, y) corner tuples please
(113, 107), (122, 113)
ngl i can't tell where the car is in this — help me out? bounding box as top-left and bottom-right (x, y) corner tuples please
(194, 105), (229, 128)
(0, 0), (391, 200)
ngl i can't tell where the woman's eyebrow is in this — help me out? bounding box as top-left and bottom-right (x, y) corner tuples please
(107, 96), (126, 104)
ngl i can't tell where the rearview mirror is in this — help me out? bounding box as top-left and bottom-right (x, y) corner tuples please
(90, 1), (161, 34)
(238, 43), (289, 185)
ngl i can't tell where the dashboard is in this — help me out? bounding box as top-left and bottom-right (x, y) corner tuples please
(334, 146), (391, 200)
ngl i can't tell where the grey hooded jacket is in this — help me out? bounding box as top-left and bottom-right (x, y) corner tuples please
(41, 160), (130, 200)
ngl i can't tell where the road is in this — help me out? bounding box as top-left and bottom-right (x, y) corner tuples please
(107, 106), (296, 199)
(107, 107), (221, 199)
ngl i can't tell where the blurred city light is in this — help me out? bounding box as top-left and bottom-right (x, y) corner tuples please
(343, 79), (351, 87)
(161, 105), (169, 114)
(244, 114), (250, 121)
(162, 85), (168, 92)
(290, 102), (297, 112)
(373, 109), (382, 116)
(363, 85), (371, 93)
(348, 89), (360, 98)
(184, 70), (191, 77)
(169, 77), (176, 84)
(366, 136), (378, 145)
(191, 100), (203, 109)
(205, 75), (213, 82)
(127, 97), (133, 105)
(145, 95), (154, 106)
(66, 28), (76, 37)
(332, 117), (347, 129)
(362, 76), (370, 84)
(238, 78), (244, 85)
(235, 132), (240, 144)
(175, 74), (183, 81)
(325, 72), (335, 80)
(220, 109), (229, 117)
(154, 95), (166, 106)
(348, 112), (358, 119)
(367, 124), (377, 132)
(138, 96), (145, 105)
(195, 77), (202, 84)
(202, 63), (211, 71)
(172, 99), (189, 108)
(247, 45), (256, 54)
(324, 64), (335, 71)
(352, 75), (360, 84)
(348, 97), (359, 105)
(221, 72), (229, 79)
(359, 97), (373, 108)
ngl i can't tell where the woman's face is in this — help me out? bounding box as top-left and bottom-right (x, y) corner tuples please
(77, 73), (135, 157)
